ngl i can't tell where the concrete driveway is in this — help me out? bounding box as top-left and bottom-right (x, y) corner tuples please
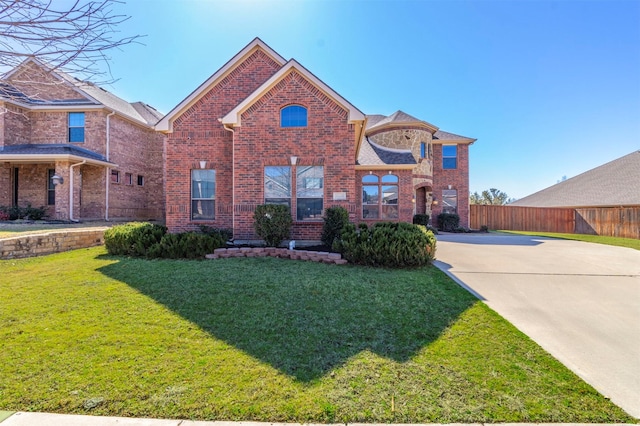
(434, 233), (640, 418)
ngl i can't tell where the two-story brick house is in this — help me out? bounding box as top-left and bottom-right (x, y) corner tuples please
(0, 59), (164, 222)
(157, 38), (474, 240)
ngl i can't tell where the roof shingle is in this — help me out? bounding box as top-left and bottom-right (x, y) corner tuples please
(510, 150), (640, 207)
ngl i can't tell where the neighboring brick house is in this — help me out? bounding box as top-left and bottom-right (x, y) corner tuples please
(157, 38), (475, 240)
(0, 59), (164, 222)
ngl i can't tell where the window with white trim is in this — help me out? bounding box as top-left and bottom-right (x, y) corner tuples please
(191, 169), (215, 220)
(264, 166), (291, 208)
(296, 166), (323, 221)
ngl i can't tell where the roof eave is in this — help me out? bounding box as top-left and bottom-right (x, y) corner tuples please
(0, 153), (116, 168)
(222, 59), (365, 126)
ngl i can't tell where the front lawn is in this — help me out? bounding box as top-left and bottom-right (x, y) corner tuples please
(0, 247), (633, 422)
(499, 230), (640, 250)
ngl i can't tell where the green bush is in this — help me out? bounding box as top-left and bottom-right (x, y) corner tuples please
(437, 213), (460, 232)
(148, 232), (224, 259)
(105, 222), (224, 259)
(336, 222), (436, 268)
(253, 204), (292, 247)
(199, 225), (233, 242)
(321, 206), (349, 247)
(104, 222), (167, 256)
(0, 204), (48, 220)
(412, 214), (430, 226)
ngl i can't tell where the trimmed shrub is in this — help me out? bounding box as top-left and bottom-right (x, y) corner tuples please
(336, 222), (436, 268)
(321, 206), (349, 247)
(0, 204), (48, 220)
(437, 213), (460, 232)
(199, 225), (233, 242)
(412, 214), (430, 226)
(104, 222), (167, 256)
(253, 204), (292, 247)
(148, 232), (224, 259)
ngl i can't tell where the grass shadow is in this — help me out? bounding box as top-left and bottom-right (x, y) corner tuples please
(98, 256), (477, 383)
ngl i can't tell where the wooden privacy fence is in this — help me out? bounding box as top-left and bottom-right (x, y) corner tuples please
(470, 205), (640, 239)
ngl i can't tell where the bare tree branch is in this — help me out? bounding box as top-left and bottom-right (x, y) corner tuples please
(0, 0), (142, 87)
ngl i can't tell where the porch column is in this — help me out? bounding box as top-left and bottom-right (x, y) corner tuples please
(53, 161), (71, 220)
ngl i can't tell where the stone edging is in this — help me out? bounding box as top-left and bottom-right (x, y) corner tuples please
(206, 247), (347, 264)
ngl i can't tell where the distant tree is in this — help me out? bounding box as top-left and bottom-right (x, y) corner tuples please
(0, 0), (141, 84)
(470, 188), (515, 205)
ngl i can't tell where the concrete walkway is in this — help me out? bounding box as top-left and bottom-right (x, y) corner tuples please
(0, 412), (634, 426)
(434, 233), (640, 419)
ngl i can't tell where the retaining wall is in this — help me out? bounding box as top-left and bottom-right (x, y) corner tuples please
(0, 229), (106, 259)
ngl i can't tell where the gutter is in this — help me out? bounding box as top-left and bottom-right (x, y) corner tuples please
(105, 110), (116, 221)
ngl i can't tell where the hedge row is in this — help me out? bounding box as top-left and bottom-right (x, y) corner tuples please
(104, 222), (226, 259)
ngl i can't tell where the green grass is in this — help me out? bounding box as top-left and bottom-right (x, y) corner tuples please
(0, 247), (634, 423)
(499, 230), (640, 250)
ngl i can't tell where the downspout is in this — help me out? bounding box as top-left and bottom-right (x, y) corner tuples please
(69, 160), (87, 222)
(105, 110), (116, 221)
(221, 121), (235, 236)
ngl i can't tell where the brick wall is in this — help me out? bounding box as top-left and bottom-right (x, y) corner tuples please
(165, 49), (282, 233)
(232, 70), (356, 240)
(0, 228), (106, 259)
(6, 61), (82, 101)
(432, 143), (471, 227)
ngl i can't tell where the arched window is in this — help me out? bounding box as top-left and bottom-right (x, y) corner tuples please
(280, 105), (307, 127)
(362, 174), (399, 219)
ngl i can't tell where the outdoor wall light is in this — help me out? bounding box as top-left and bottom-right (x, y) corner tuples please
(51, 174), (63, 186)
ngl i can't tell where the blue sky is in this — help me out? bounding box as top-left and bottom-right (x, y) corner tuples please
(104, 0), (640, 200)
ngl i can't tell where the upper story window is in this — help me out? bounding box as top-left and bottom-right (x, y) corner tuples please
(442, 145), (457, 169)
(280, 105), (307, 127)
(68, 112), (85, 143)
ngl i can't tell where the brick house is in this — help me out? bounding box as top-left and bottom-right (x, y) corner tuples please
(157, 38), (475, 240)
(0, 59), (164, 222)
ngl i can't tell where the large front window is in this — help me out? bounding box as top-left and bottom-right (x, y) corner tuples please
(296, 166), (323, 221)
(68, 112), (85, 142)
(191, 169), (215, 220)
(362, 174), (399, 219)
(265, 166), (291, 208)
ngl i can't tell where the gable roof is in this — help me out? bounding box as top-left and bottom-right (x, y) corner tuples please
(156, 37), (287, 132)
(222, 59), (365, 126)
(365, 110), (438, 134)
(511, 150), (640, 208)
(0, 58), (162, 127)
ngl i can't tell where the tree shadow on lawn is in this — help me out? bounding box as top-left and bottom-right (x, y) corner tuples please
(98, 257), (477, 383)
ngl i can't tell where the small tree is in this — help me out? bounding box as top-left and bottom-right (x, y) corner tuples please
(253, 204), (292, 247)
(321, 206), (349, 247)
